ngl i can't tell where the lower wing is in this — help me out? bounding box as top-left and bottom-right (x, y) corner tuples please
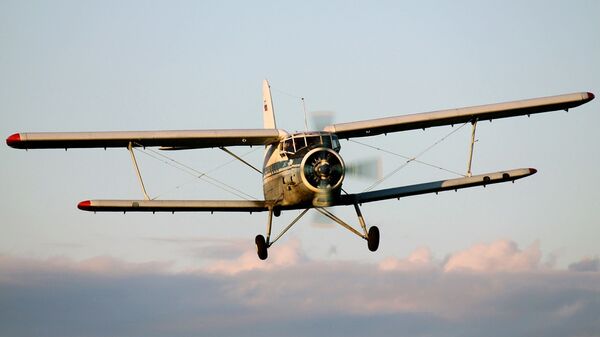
(77, 199), (269, 213)
(77, 168), (535, 213)
(335, 168), (536, 205)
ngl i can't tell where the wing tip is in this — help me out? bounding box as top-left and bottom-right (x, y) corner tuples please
(6, 133), (22, 148)
(78, 200), (92, 210)
(587, 92), (595, 101)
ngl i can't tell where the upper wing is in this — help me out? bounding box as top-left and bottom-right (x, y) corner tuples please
(335, 168), (536, 206)
(6, 129), (286, 150)
(324, 92), (594, 139)
(77, 199), (269, 213)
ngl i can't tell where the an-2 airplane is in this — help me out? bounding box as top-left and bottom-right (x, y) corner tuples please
(6, 81), (595, 260)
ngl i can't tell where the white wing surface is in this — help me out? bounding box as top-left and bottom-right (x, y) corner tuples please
(324, 92), (594, 139)
(6, 129), (286, 149)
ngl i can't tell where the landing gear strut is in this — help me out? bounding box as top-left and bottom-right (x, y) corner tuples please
(315, 204), (380, 253)
(254, 208), (310, 260)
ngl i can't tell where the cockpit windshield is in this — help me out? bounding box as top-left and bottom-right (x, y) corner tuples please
(280, 132), (340, 156)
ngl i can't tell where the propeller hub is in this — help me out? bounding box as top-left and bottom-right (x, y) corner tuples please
(315, 161), (331, 177)
(300, 147), (345, 194)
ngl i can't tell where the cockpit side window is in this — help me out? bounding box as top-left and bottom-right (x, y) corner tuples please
(283, 139), (294, 153)
(293, 136), (306, 151)
(322, 134), (332, 149)
(305, 136), (321, 148)
(332, 136), (340, 151)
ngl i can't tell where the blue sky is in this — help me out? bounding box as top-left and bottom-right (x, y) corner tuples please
(1, 1), (599, 336)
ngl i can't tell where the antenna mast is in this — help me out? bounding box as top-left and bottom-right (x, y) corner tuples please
(302, 97), (308, 131)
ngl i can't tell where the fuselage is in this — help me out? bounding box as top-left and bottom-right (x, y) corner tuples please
(262, 131), (345, 208)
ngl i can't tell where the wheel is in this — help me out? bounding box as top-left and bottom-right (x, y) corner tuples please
(367, 226), (380, 252)
(255, 235), (268, 260)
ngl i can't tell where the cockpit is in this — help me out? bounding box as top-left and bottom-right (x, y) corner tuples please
(280, 132), (341, 156)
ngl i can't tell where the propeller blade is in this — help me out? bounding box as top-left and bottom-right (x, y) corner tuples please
(310, 111), (336, 131)
(346, 157), (383, 180)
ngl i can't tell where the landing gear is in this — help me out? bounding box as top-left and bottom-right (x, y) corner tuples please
(315, 204), (381, 253)
(367, 226), (380, 252)
(254, 204), (379, 260)
(255, 208), (310, 260)
(255, 235), (268, 260)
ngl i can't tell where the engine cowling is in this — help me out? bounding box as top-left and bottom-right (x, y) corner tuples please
(300, 148), (345, 203)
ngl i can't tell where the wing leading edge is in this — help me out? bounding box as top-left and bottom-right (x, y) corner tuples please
(6, 129), (286, 150)
(324, 92), (594, 139)
(335, 168), (537, 206)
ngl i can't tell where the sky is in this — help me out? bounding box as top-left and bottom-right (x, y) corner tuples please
(1, 0), (599, 336)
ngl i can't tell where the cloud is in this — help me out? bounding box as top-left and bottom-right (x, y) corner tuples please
(379, 246), (436, 271)
(0, 255), (171, 282)
(568, 256), (600, 272)
(1, 240), (599, 337)
(205, 238), (306, 275)
(443, 239), (542, 272)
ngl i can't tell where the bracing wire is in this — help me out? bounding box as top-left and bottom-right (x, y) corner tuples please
(133, 144), (259, 200)
(134, 148), (255, 200)
(360, 122), (470, 192)
(349, 140), (465, 177)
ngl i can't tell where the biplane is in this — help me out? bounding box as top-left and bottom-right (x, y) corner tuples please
(6, 81), (594, 259)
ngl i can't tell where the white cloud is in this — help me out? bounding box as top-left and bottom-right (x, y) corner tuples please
(204, 238), (305, 275)
(379, 246), (436, 271)
(443, 239), (542, 272)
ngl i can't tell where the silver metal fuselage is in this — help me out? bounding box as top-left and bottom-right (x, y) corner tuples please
(262, 132), (345, 208)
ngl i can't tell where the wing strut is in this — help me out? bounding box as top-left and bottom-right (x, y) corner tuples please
(316, 207), (365, 239)
(219, 147), (262, 174)
(466, 119), (478, 177)
(128, 142), (150, 200)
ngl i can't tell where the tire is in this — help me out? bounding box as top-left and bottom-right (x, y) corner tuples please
(367, 226), (380, 252)
(255, 235), (268, 260)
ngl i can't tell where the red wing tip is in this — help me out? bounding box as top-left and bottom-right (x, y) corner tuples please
(587, 92), (595, 101)
(529, 168), (538, 175)
(78, 200), (92, 210)
(6, 133), (21, 147)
